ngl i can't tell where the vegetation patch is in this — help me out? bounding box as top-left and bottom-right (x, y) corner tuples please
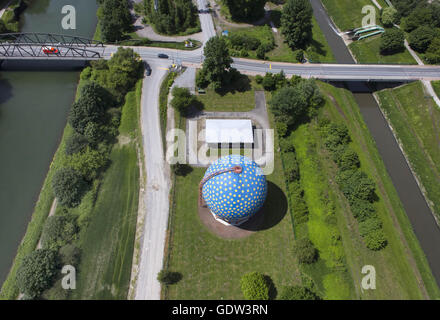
(376, 81), (440, 220)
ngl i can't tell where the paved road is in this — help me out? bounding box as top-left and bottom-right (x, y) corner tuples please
(3, 43), (440, 80)
(134, 62), (171, 300)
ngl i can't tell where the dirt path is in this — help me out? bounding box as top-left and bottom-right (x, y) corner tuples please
(36, 199), (57, 250)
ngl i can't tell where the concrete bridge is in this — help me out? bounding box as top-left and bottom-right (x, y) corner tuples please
(2, 33), (440, 82)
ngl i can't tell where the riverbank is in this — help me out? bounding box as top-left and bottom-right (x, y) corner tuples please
(312, 0), (440, 292)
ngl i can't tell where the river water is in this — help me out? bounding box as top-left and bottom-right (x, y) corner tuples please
(310, 0), (440, 286)
(0, 0), (98, 286)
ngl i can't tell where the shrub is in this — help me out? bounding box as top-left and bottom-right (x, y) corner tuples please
(284, 152), (300, 182)
(240, 272), (270, 300)
(279, 285), (320, 300)
(363, 229), (387, 250)
(171, 87), (200, 117)
(358, 218), (383, 237)
(333, 146), (360, 171)
(276, 121), (288, 138)
(157, 270), (182, 285)
(380, 29), (405, 55)
(279, 137), (295, 153)
(255, 75), (264, 84)
(65, 132), (89, 155)
(409, 26), (435, 53)
(67, 147), (108, 181)
(41, 215), (78, 250)
(256, 45), (266, 59)
(350, 198), (377, 222)
(262, 73), (276, 91)
(289, 182), (309, 224)
(52, 168), (88, 208)
(292, 238), (318, 264)
(172, 163), (193, 176)
(59, 244), (81, 267)
(16, 249), (59, 298)
(381, 7), (398, 27)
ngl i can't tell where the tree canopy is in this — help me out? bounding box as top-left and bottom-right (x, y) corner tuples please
(408, 26), (436, 53)
(52, 167), (88, 208)
(143, 0), (199, 35)
(224, 0), (266, 22)
(16, 249), (59, 298)
(279, 285), (321, 300)
(379, 29), (405, 55)
(281, 0), (313, 50)
(200, 36), (233, 89)
(97, 0), (132, 42)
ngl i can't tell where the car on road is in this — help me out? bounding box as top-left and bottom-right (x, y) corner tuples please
(42, 47), (60, 55)
(145, 66), (152, 76)
(157, 53), (169, 59)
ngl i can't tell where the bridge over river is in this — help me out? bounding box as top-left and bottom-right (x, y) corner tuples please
(1, 33), (440, 82)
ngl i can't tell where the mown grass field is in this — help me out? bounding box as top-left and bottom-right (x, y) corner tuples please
(166, 116), (301, 299)
(70, 81), (142, 299)
(349, 34), (416, 64)
(313, 82), (440, 299)
(321, 0), (379, 32)
(376, 81), (440, 221)
(196, 76), (260, 112)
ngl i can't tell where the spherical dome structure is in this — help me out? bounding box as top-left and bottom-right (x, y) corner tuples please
(201, 155), (267, 225)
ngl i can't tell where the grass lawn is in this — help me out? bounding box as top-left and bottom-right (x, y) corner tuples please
(433, 81), (440, 98)
(314, 82), (440, 299)
(321, 0), (379, 32)
(377, 82), (440, 220)
(267, 17), (335, 63)
(196, 76), (260, 112)
(70, 82), (142, 299)
(349, 34), (417, 64)
(166, 114), (301, 299)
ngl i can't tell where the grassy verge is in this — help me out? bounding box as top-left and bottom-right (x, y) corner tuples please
(317, 82), (440, 299)
(321, 0), (379, 32)
(196, 76), (260, 112)
(159, 71), (176, 151)
(165, 112), (300, 299)
(432, 81), (440, 98)
(376, 81), (440, 220)
(349, 34), (417, 64)
(68, 80), (142, 299)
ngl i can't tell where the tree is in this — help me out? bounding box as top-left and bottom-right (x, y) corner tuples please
(171, 87), (198, 116)
(202, 36), (233, 89)
(281, 0), (313, 50)
(144, 0), (199, 35)
(270, 79), (323, 126)
(333, 146), (360, 171)
(402, 7), (433, 33)
(68, 82), (113, 134)
(106, 47), (144, 102)
(240, 272), (270, 300)
(224, 0), (266, 22)
(16, 249), (59, 298)
(408, 26), (435, 53)
(157, 270), (182, 285)
(52, 167), (88, 208)
(65, 132), (89, 155)
(0, 19), (8, 33)
(41, 215), (78, 250)
(381, 7), (398, 27)
(379, 29), (405, 55)
(425, 37), (440, 64)
(279, 286), (320, 300)
(67, 147), (108, 180)
(262, 73), (276, 91)
(292, 238), (318, 264)
(98, 0), (132, 42)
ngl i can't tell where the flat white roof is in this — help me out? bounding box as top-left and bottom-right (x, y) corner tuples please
(205, 119), (254, 144)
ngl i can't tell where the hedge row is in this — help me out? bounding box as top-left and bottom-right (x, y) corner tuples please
(319, 119), (387, 251)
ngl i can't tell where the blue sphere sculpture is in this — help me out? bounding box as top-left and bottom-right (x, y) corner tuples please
(201, 155), (267, 225)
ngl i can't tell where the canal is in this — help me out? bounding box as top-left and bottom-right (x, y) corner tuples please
(0, 0), (98, 286)
(310, 0), (440, 286)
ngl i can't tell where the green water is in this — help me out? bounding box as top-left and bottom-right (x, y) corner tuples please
(0, 0), (98, 285)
